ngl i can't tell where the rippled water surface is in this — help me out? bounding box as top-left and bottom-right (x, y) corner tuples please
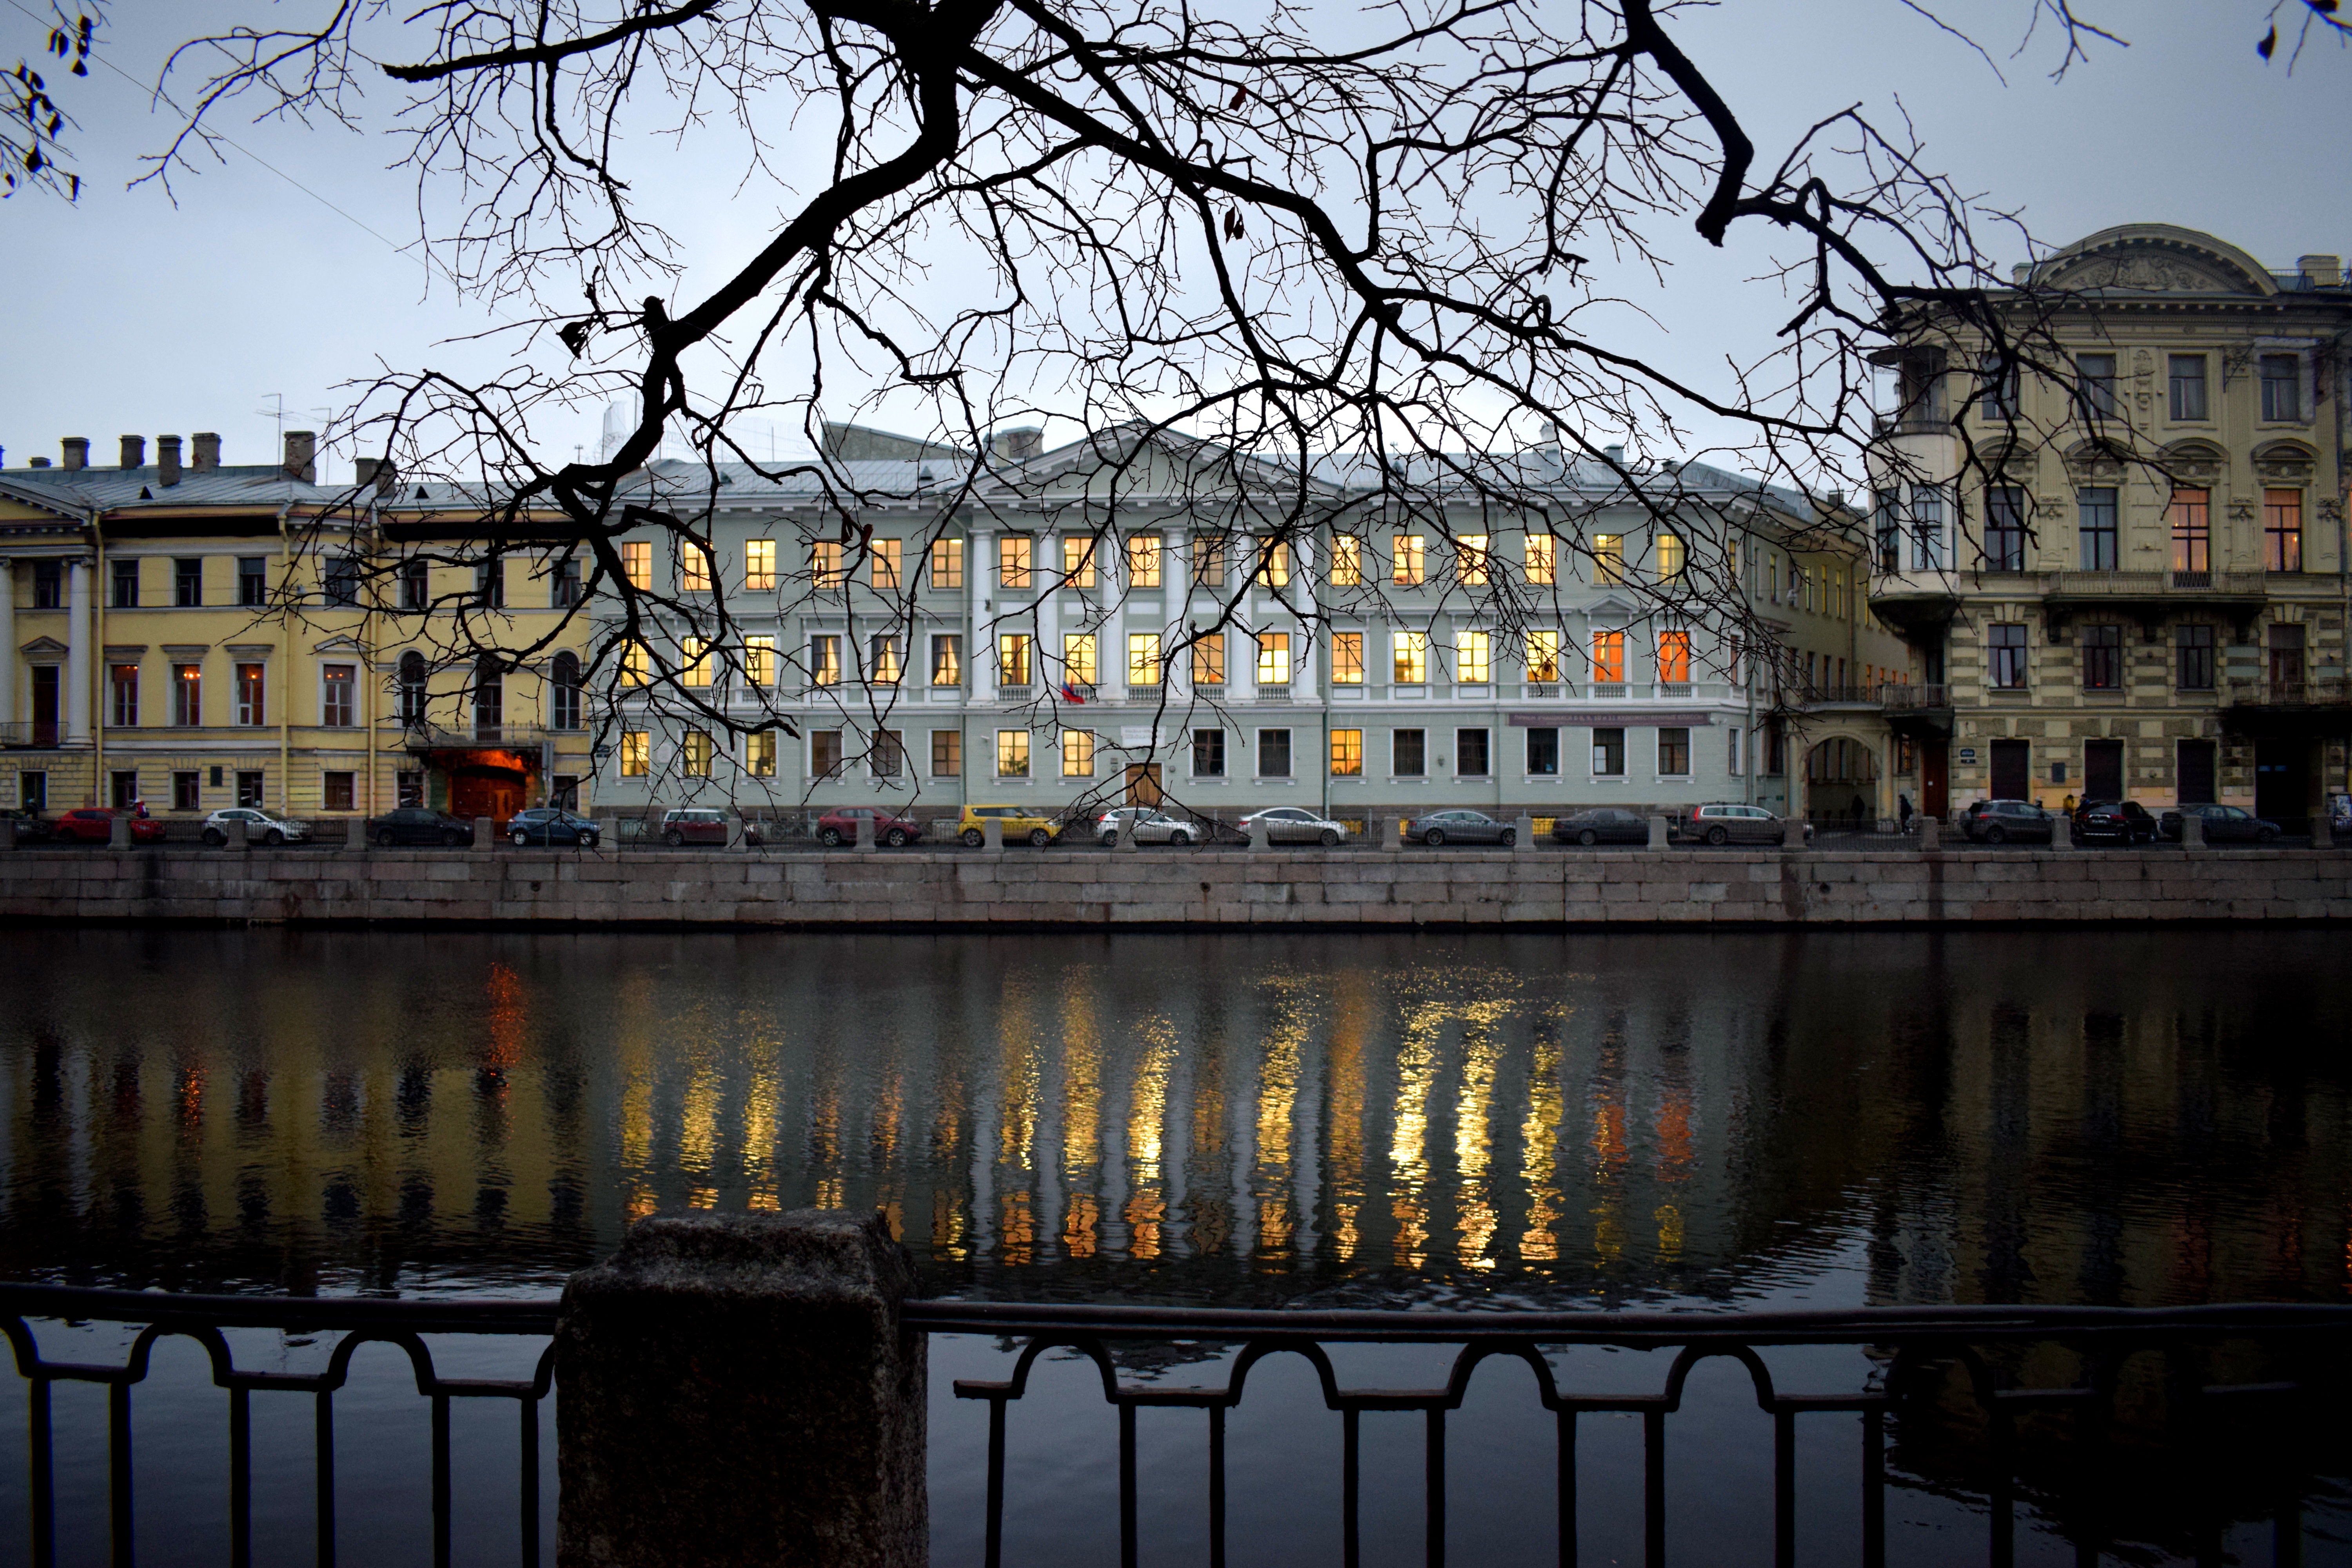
(4, 926), (2347, 1308)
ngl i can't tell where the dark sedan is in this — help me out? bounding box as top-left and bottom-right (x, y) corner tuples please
(1405, 809), (1519, 847)
(507, 808), (602, 848)
(2159, 802), (2280, 844)
(815, 806), (925, 848)
(0, 808), (50, 843)
(2073, 799), (2158, 845)
(1962, 800), (2055, 845)
(1552, 808), (1650, 846)
(367, 807), (476, 847)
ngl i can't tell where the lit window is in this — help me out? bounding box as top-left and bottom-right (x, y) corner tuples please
(172, 664), (201, 726)
(620, 731), (649, 776)
(998, 536), (1033, 589)
(1256, 632), (1291, 686)
(1524, 533), (1555, 585)
(1592, 535), (1623, 585)
(1329, 729), (1363, 777)
(682, 637), (713, 687)
(748, 730), (777, 776)
(109, 664), (138, 727)
(1062, 633), (1097, 686)
(321, 665), (356, 727)
(744, 539), (776, 590)
(620, 641), (650, 687)
(622, 541), (651, 590)
(1257, 538), (1290, 586)
(931, 635), (962, 686)
(998, 634), (1033, 686)
(1062, 729), (1096, 777)
(1590, 631), (1625, 684)
(2170, 490), (2211, 573)
(681, 546), (712, 592)
(1393, 630), (1427, 684)
(870, 538), (902, 589)
(996, 730), (1031, 777)
(811, 541), (844, 588)
(682, 730), (713, 777)
(1060, 536), (1096, 588)
(235, 662), (267, 727)
(1330, 536), (1362, 586)
(1125, 534), (1162, 588)
(1192, 633), (1225, 686)
(1458, 535), (1489, 586)
(1194, 537), (1227, 587)
(1128, 633), (1162, 686)
(1391, 535), (1425, 586)
(1455, 630), (1490, 684)
(745, 636), (775, 686)
(1332, 632), (1364, 685)
(2265, 490), (2303, 572)
(930, 538), (964, 589)
(1655, 532), (1684, 582)
(809, 634), (842, 686)
(872, 635), (904, 685)
(1526, 630), (1561, 682)
(1657, 630), (1691, 684)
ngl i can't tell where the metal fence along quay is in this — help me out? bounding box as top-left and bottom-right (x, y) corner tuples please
(5, 1272), (2349, 1568)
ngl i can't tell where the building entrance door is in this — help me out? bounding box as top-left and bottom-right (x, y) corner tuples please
(1989, 739), (2030, 800)
(1920, 742), (1948, 819)
(2084, 740), (2123, 800)
(2254, 739), (2310, 828)
(30, 666), (59, 746)
(1123, 763), (1163, 807)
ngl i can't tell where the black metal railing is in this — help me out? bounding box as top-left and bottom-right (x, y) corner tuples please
(6, 1285), (2347, 1568)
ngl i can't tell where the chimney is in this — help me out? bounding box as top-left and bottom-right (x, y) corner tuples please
(354, 456), (398, 494)
(29, 456), (51, 468)
(157, 436), (183, 486)
(283, 429), (317, 483)
(191, 432), (221, 470)
(61, 437), (88, 470)
(119, 434), (146, 469)
(1602, 443), (1626, 465)
(2012, 263), (2031, 285)
(992, 426), (1044, 462)
(2299, 254), (2344, 287)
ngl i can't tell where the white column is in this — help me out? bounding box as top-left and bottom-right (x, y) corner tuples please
(65, 558), (91, 743)
(0, 563), (14, 727)
(1164, 527), (1190, 699)
(1291, 533), (1319, 704)
(967, 526), (993, 697)
(1034, 530), (1059, 695)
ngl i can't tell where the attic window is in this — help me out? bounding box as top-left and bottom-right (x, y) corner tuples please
(138, 486), (153, 500)
(414, 486), (430, 499)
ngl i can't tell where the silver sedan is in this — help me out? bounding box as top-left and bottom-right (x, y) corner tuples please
(1405, 809), (1519, 847)
(1238, 806), (1351, 846)
(1094, 808), (1202, 847)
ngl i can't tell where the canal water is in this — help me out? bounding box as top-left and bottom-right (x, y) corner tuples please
(2, 927), (2348, 1564)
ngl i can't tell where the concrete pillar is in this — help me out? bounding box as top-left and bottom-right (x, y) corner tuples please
(2049, 809), (2072, 850)
(109, 814), (131, 848)
(65, 559), (91, 744)
(1646, 814), (1670, 850)
(347, 815), (368, 851)
(1781, 815), (1806, 850)
(2312, 813), (2335, 850)
(473, 815), (494, 850)
(229, 817), (249, 849)
(0, 817), (15, 850)
(1118, 815), (1141, 851)
(982, 816), (1004, 852)
(1381, 816), (1402, 851)
(854, 811), (877, 853)
(2181, 810), (2205, 849)
(1917, 816), (1939, 852)
(597, 818), (618, 851)
(1513, 814), (1535, 851)
(1247, 817), (1270, 851)
(555, 1210), (925, 1568)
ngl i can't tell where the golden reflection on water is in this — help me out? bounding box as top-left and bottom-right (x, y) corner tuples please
(1123, 1018), (1176, 1261)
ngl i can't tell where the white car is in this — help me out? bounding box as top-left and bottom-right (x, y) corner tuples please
(1237, 806), (1351, 846)
(201, 807), (311, 846)
(1094, 808), (1201, 847)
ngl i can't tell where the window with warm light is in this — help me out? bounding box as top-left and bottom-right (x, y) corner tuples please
(1592, 535), (1624, 584)
(1329, 729), (1363, 776)
(811, 541), (844, 588)
(1128, 633), (1161, 685)
(748, 730), (777, 776)
(2265, 490), (2303, 572)
(1060, 536), (1097, 588)
(1455, 630), (1490, 684)
(681, 637), (714, 687)
(1393, 630), (1428, 684)
(1256, 632), (1291, 686)
(809, 634), (842, 686)
(1458, 535), (1489, 585)
(1590, 630), (1625, 684)
(2170, 490), (2211, 573)
(931, 635), (962, 686)
(930, 537), (964, 589)
(1062, 729), (1096, 777)
(998, 535), (1032, 589)
(1257, 538), (1291, 586)
(621, 731), (649, 776)
(681, 546), (713, 592)
(999, 633), (1033, 686)
(872, 635), (904, 685)
(235, 663), (267, 727)
(1392, 534), (1425, 586)
(745, 636), (775, 686)
(109, 664), (138, 727)
(1526, 630), (1561, 682)
(1192, 633), (1225, 686)
(682, 730), (713, 777)
(1330, 536), (1362, 586)
(870, 538), (902, 588)
(1332, 632), (1364, 684)
(1655, 532), (1684, 581)
(745, 539), (776, 590)
(321, 665), (356, 727)
(1062, 633), (1097, 686)
(620, 640), (649, 687)
(622, 541), (651, 590)
(1524, 533), (1556, 585)
(1125, 534), (1161, 587)
(172, 664), (201, 726)
(1657, 629), (1691, 683)
(997, 730), (1030, 777)
(1194, 536), (1227, 587)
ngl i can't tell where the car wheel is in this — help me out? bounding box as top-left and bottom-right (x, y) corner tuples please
(2256, 826), (2277, 845)
(443, 829), (467, 847)
(1028, 828), (1052, 848)
(818, 828), (844, 848)
(1498, 828), (1516, 848)
(511, 831), (529, 846)
(1704, 826), (1728, 846)
(884, 828), (909, 848)
(1577, 829), (1598, 846)
(1320, 827), (1342, 847)
(1984, 826), (2007, 845)
(1173, 830), (1195, 847)
(1424, 828), (1446, 847)
(262, 829), (283, 846)
(665, 829), (686, 848)
(962, 829), (985, 848)
(376, 829), (397, 848)
(1100, 831), (1119, 848)
(202, 829), (225, 848)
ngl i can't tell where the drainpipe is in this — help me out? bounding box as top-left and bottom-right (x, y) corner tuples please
(278, 503), (294, 814)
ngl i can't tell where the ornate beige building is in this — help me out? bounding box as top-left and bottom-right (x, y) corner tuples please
(1868, 225), (2351, 824)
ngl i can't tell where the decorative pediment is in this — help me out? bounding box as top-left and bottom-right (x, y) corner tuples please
(1584, 591), (1644, 619)
(17, 635), (67, 657)
(2061, 439), (2133, 485)
(2157, 441), (2229, 485)
(2046, 254), (2234, 293)
(2035, 225), (2275, 297)
(2252, 440), (2317, 484)
(312, 634), (367, 654)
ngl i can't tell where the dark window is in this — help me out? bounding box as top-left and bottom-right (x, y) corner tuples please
(110, 769), (138, 809)
(477, 560), (505, 609)
(172, 771), (200, 811)
(1456, 728), (1489, 777)
(323, 772), (356, 812)
(398, 651), (428, 723)
(552, 651), (582, 730)
(932, 730), (961, 778)
(2259, 354), (2300, 422)
(323, 555), (361, 607)
(1984, 487), (2028, 571)
(2176, 624), (2215, 690)
(2081, 625), (2122, 690)
(474, 659), (504, 735)
(553, 557), (583, 608)
(1657, 727), (1691, 776)
(1592, 726), (1624, 776)
(2076, 354), (2116, 417)
(18, 771), (44, 810)
(238, 557), (267, 607)
(552, 775), (581, 811)
(1978, 352), (2019, 420)
(1873, 491), (1900, 572)
(1988, 624), (2029, 689)
(2169, 355), (2207, 421)
(110, 558), (138, 609)
(2076, 488), (2118, 570)
(2269, 623), (2306, 696)
(32, 560), (60, 608)
(236, 770), (265, 809)
(1393, 728), (1426, 777)
(1526, 727), (1560, 776)
(2085, 739), (2123, 799)
(2177, 740), (2216, 805)
(1258, 729), (1292, 778)
(397, 770), (424, 808)
(174, 558), (203, 606)
(1989, 739), (2030, 800)
(1193, 728), (1225, 776)
(401, 559), (429, 611)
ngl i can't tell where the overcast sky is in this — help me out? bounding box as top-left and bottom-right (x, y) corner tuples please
(2, 0), (2344, 482)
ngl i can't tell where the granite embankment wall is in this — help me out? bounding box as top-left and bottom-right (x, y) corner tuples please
(1, 844), (2348, 927)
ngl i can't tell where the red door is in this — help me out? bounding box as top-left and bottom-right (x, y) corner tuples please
(1920, 742), (1949, 820)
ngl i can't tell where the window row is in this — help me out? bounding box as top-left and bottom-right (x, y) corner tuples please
(1875, 485), (2308, 574)
(1981, 621), (2310, 693)
(99, 654), (585, 730)
(84, 555), (586, 613)
(1930, 351), (2307, 427)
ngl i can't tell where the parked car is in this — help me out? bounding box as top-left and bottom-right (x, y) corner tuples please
(661, 807), (757, 848)
(201, 807), (312, 847)
(507, 808), (603, 848)
(51, 807), (165, 845)
(367, 807), (477, 847)
(1551, 808), (1651, 846)
(2073, 799), (2158, 845)
(1239, 806), (1353, 846)
(1961, 800), (2054, 845)
(1094, 808), (1202, 847)
(2159, 802), (2281, 845)
(0, 807), (50, 843)
(958, 804), (1065, 847)
(1678, 803), (1809, 846)
(816, 806), (924, 848)
(1403, 809), (1517, 847)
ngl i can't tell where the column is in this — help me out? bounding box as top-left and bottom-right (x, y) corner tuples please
(1291, 532), (1319, 705)
(65, 557), (91, 743)
(967, 525), (993, 698)
(0, 563), (13, 727)
(1034, 530), (1059, 696)
(1164, 526), (1191, 700)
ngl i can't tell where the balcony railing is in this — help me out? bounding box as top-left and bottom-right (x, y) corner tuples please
(1125, 684), (1163, 702)
(400, 721), (554, 749)
(1879, 682), (1951, 710)
(2228, 677), (2349, 707)
(0, 722), (62, 748)
(1256, 684), (1291, 702)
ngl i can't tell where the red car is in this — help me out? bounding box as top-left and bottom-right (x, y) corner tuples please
(815, 806), (925, 848)
(51, 808), (166, 845)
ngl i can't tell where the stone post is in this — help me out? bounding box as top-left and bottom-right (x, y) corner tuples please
(474, 815), (495, 851)
(982, 816), (1004, 852)
(556, 1209), (926, 1568)
(1247, 818), (1270, 851)
(1917, 816), (1939, 852)
(2181, 810), (2205, 850)
(1646, 815), (1670, 850)
(228, 818), (250, 850)
(2312, 813), (2335, 850)
(109, 814), (131, 849)
(1118, 815), (1141, 851)
(0, 817), (15, 850)
(2048, 809), (2072, 850)
(855, 811), (877, 854)
(1381, 817), (1402, 851)
(1780, 815), (1807, 850)
(1513, 815), (1535, 852)
(347, 816), (368, 851)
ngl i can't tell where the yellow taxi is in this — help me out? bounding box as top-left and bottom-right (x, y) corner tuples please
(958, 804), (1065, 848)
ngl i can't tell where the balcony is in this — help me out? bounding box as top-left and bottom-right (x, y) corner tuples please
(2221, 676), (2352, 741)
(1125, 684), (1163, 703)
(1865, 568), (1962, 637)
(1879, 683), (1952, 711)
(0, 722), (62, 748)
(1256, 685), (1291, 703)
(401, 722), (555, 751)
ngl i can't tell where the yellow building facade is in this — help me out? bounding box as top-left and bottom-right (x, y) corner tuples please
(1, 432), (593, 822)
